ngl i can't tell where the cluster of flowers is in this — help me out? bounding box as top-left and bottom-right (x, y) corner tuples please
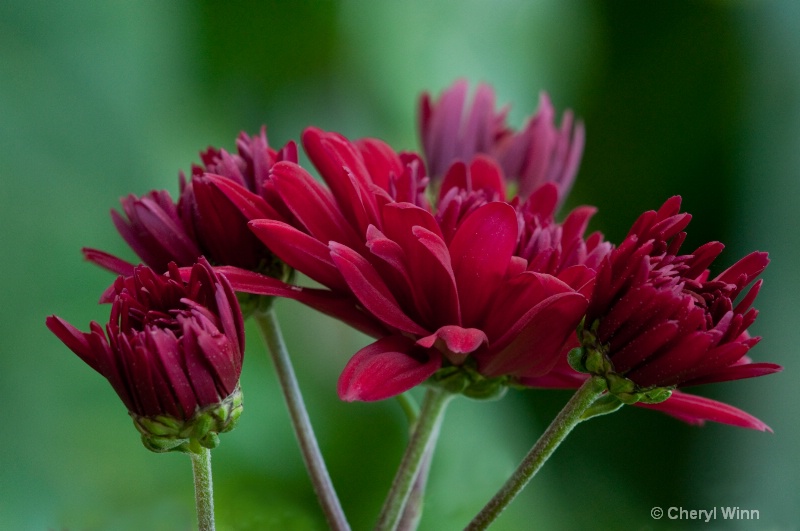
(48, 79), (780, 453)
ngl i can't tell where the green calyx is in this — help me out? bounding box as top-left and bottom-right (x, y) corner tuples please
(570, 322), (673, 407)
(131, 385), (244, 454)
(428, 364), (508, 400)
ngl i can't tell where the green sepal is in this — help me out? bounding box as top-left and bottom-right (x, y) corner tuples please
(585, 348), (607, 374)
(580, 393), (624, 420)
(429, 366), (468, 394)
(606, 373), (635, 395)
(615, 391), (645, 405)
(428, 364), (508, 400)
(141, 434), (190, 453)
(567, 347), (588, 373)
(130, 385), (243, 454)
(638, 387), (673, 404)
(462, 378), (508, 401)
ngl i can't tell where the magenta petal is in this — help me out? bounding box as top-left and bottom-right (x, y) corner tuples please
(412, 226), (461, 326)
(480, 291), (587, 378)
(249, 219), (348, 291)
(204, 173), (282, 222)
(330, 243), (428, 336)
(439, 162), (468, 202)
(301, 128), (380, 232)
(46, 316), (102, 373)
(82, 248), (136, 277)
(714, 251), (769, 287)
(482, 271), (576, 342)
(270, 161), (363, 250)
(379, 203), (459, 325)
(468, 155), (506, 200)
(449, 202), (518, 326)
(681, 362), (782, 386)
(337, 336), (441, 402)
(211, 266), (388, 338)
(355, 138), (404, 190)
(417, 325), (488, 365)
(636, 391), (772, 432)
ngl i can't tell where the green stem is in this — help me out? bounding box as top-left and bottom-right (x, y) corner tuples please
(396, 447), (432, 531)
(190, 446), (215, 531)
(396, 392), (420, 427)
(466, 376), (607, 530)
(395, 392), (425, 531)
(254, 309), (350, 531)
(375, 387), (453, 531)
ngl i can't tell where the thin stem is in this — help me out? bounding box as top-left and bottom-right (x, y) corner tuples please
(254, 309), (350, 531)
(190, 446), (215, 531)
(395, 392), (426, 531)
(396, 447), (433, 531)
(396, 392), (420, 427)
(466, 376), (607, 530)
(375, 387), (453, 531)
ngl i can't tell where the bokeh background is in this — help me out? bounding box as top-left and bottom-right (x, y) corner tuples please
(2, 1), (798, 529)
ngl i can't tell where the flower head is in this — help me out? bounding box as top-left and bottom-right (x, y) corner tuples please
(558, 196), (781, 430)
(85, 128), (295, 278)
(47, 259), (245, 451)
(419, 79), (584, 202)
(214, 125), (601, 402)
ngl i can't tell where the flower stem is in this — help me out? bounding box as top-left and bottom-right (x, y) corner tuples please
(190, 446), (215, 531)
(254, 309), (350, 531)
(395, 392), (426, 531)
(466, 376), (607, 530)
(396, 447), (433, 531)
(396, 392), (420, 427)
(375, 387), (453, 531)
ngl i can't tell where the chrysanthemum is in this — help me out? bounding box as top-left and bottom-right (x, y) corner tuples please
(213, 126), (602, 401)
(419, 79), (584, 201)
(84, 128), (296, 277)
(528, 197), (781, 430)
(47, 259), (245, 450)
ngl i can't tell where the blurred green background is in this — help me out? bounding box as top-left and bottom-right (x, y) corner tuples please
(2, 1), (798, 529)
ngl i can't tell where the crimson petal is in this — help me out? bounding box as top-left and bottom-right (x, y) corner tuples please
(249, 219), (348, 291)
(417, 325), (488, 365)
(449, 202), (518, 326)
(330, 243), (428, 336)
(211, 266), (388, 338)
(337, 336), (441, 401)
(479, 291), (587, 378)
(636, 391), (772, 432)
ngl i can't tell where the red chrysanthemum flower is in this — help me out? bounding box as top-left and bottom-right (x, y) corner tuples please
(419, 79), (584, 201)
(84, 128), (296, 277)
(211, 126), (604, 402)
(527, 197), (781, 430)
(46, 259), (245, 450)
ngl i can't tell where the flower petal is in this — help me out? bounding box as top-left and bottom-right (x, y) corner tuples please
(82, 248), (136, 277)
(302, 128), (380, 233)
(337, 336), (441, 401)
(479, 291), (587, 378)
(203, 173), (283, 222)
(46, 316), (101, 373)
(330, 243), (428, 336)
(270, 161), (363, 250)
(417, 325), (488, 365)
(636, 390), (772, 431)
(681, 361), (782, 386)
(211, 266), (388, 338)
(448, 201), (518, 326)
(249, 219), (348, 291)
